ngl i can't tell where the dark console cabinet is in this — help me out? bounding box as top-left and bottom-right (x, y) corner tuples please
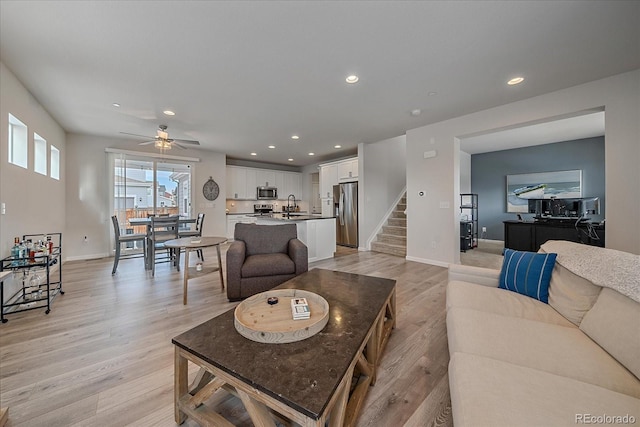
(504, 220), (605, 252)
(503, 222), (535, 251)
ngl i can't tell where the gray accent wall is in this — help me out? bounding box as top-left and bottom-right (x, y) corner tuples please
(471, 136), (605, 240)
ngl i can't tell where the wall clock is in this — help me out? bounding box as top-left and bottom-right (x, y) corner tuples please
(202, 176), (220, 201)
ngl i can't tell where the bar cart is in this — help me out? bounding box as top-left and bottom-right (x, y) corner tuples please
(0, 233), (63, 323)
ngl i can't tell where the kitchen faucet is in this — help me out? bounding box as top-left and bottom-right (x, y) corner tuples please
(287, 194), (296, 218)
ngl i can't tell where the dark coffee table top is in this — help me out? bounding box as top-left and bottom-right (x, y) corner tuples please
(172, 268), (396, 420)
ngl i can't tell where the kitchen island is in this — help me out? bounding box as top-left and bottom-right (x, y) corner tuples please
(255, 214), (336, 262)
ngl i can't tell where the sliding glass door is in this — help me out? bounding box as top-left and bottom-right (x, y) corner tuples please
(111, 153), (193, 251)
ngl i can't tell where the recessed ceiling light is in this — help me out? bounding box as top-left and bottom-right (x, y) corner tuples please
(268, 145), (275, 149)
(288, 158), (294, 162)
(163, 110), (176, 116)
(427, 91), (437, 97)
(291, 135), (300, 140)
(112, 103), (121, 107)
(507, 77), (524, 86)
(334, 145), (342, 149)
(308, 152), (315, 156)
(345, 75), (359, 84)
(250, 152), (257, 156)
(411, 109), (421, 116)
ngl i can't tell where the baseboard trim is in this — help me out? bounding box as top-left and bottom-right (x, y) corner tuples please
(478, 238), (504, 244)
(405, 255), (450, 268)
(65, 253), (110, 262)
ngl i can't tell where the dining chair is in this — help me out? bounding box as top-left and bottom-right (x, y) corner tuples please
(178, 213), (206, 260)
(149, 215), (180, 276)
(111, 215), (147, 275)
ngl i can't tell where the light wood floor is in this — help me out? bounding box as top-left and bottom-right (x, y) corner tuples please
(0, 245), (454, 427)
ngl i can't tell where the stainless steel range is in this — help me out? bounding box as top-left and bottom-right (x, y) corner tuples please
(253, 204), (274, 215)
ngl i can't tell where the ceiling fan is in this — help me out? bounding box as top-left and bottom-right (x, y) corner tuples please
(120, 125), (200, 150)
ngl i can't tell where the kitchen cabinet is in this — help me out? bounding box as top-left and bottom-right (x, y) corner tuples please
(320, 164), (338, 199)
(338, 158), (358, 182)
(321, 198), (334, 218)
(282, 172), (302, 200)
(226, 166), (301, 201)
(255, 217), (336, 262)
(226, 166), (248, 199)
(275, 172), (285, 196)
(227, 166), (257, 200)
(245, 168), (257, 199)
(226, 215), (257, 239)
(256, 170), (276, 187)
(320, 157), (357, 197)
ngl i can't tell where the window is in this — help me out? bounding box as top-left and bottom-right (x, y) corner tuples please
(50, 145), (60, 180)
(34, 133), (47, 175)
(111, 153), (193, 236)
(8, 114), (28, 168)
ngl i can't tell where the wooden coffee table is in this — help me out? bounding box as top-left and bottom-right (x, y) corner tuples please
(172, 268), (396, 426)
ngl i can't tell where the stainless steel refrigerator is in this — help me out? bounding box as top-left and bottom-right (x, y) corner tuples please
(333, 182), (358, 247)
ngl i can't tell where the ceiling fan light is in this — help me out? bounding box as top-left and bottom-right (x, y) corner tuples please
(155, 140), (171, 150)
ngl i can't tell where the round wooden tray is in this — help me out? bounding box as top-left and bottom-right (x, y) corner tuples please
(234, 289), (329, 344)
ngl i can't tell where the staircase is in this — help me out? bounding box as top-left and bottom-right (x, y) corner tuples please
(371, 194), (407, 257)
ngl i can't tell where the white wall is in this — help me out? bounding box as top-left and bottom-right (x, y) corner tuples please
(407, 69), (640, 266)
(65, 133), (226, 260)
(359, 136), (406, 249)
(0, 62), (67, 301)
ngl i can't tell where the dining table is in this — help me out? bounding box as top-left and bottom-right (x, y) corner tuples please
(128, 217), (197, 270)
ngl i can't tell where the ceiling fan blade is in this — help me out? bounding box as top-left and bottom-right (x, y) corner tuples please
(138, 140), (157, 145)
(172, 142), (187, 149)
(120, 131), (156, 139)
(171, 138), (200, 145)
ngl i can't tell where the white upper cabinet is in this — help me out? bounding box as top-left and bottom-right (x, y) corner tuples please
(320, 164), (338, 199)
(227, 166), (248, 199)
(338, 158), (358, 182)
(227, 166), (301, 200)
(283, 172), (302, 200)
(275, 172), (285, 196)
(320, 157), (358, 197)
(245, 168), (257, 199)
(256, 170), (276, 187)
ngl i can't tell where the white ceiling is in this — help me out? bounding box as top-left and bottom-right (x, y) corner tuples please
(460, 111), (605, 155)
(1, 1), (638, 166)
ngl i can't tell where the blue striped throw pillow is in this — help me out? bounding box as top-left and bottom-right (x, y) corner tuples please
(499, 249), (557, 303)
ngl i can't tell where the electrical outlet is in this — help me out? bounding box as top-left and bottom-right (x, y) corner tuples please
(482, 227), (487, 233)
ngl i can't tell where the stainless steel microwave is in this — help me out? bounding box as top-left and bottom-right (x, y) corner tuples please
(257, 186), (278, 200)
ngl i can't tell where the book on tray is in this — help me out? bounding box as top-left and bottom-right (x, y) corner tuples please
(291, 297), (311, 320)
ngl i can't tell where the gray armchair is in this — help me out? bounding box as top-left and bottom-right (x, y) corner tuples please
(226, 223), (308, 301)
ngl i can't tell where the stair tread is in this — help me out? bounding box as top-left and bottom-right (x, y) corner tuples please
(372, 241), (406, 248)
(379, 233), (406, 239)
(372, 193), (407, 258)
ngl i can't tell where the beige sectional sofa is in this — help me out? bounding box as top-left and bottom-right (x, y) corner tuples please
(447, 240), (640, 427)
